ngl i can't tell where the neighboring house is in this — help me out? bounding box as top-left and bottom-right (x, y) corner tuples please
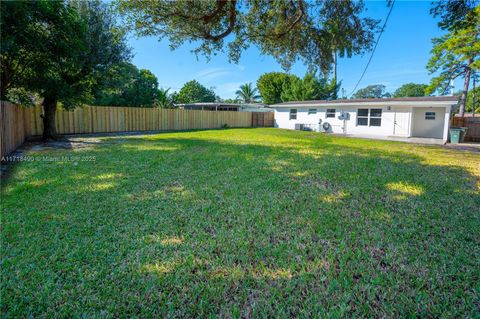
(270, 96), (458, 142)
(177, 103), (272, 112)
(238, 104), (273, 113)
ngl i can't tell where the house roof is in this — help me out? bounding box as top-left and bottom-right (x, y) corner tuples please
(176, 102), (268, 108)
(270, 96), (458, 108)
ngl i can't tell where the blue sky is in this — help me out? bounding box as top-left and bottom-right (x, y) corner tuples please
(127, 1), (447, 99)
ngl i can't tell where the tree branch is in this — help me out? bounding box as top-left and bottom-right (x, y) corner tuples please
(274, 0), (305, 39)
(201, 1), (236, 41)
(203, 0), (228, 23)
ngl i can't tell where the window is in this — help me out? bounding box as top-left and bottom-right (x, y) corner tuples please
(425, 112), (436, 120)
(326, 109), (336, 118)
(369, 108), (382, 126)
(289, 109), (297, 120)
(357, 109), (369, 126)
(308, 108), (317, 115)
(357, 108), (382, 126)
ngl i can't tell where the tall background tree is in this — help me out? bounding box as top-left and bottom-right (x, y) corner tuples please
(256, 72), (338, 104)
(93, 62), (160, 107)
(116, 0), (379, 77)
(281, 73), (338, 102)
(352, 84), (391, 99)
(235, 83), (260, 103)
(426, 2), (479, 116)
(393, 83), (428, 97)
(321, 1), (379, 92)
(0, 0), (131, 139)
(176, 80), (216, 104)
(257, 72), (298, 104)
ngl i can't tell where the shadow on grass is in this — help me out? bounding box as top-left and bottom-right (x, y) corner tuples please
(1, 131), (479, 317)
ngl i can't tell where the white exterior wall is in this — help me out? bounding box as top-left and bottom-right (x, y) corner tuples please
(275, 106), (402, 136)
(411, 107), (448, 139)
(274, 104), (451, 142)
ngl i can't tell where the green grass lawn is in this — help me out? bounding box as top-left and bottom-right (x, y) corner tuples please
(2, 128), (479, 317)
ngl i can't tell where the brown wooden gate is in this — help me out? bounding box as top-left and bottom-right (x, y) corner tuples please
(452, 117), (480, 142)
(252, 112), (274, 127)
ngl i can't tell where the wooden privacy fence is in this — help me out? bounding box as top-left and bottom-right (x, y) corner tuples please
(1, 102), (274, 158)
(1, 101), (29, 159)
(453, 116), (480, 142)
(24, 105), (253, 136)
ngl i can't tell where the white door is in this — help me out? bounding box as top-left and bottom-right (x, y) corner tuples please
(393, 108), (410, 137)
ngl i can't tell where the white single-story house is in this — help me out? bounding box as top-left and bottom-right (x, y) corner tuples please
(271, 96), (458, 143)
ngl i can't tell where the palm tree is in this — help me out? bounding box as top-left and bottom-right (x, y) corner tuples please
(156, 88), (173, 108)
(235, 83), (261, 103)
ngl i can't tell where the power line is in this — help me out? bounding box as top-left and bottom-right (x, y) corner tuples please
(348, 1), (395, 97)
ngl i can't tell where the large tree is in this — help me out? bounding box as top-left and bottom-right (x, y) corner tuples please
(426, 3), (479, 117)
(235, 83), (260, 103)
(281, 73), (339, 102)
(177, 80), (216, 104)
(430, 0), (479, 32)
(93, 62), (160, 107)
(116, 0), (379, 75)
(321, 1), (379, 88)
(257, 72), (298, 104)
(393, 83), (428, 98)
(352, 84), (391, 99)
(0, 0), (130, 139)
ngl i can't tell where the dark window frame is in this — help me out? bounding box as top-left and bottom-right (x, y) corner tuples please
(369, 108), (382, 126)
(357, 108), (382, 126)
(326, 108), (336, 118)
(425, 111), (436, 120)
(289, 108), (297, 120)
(357, 108), (369, 126)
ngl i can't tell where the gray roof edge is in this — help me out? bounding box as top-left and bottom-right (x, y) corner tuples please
(271, 96), (458, 107)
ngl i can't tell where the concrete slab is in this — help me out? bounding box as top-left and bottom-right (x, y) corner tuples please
(336, 134), (445, 145)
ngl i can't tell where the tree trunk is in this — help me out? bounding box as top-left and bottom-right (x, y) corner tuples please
(333, 50), (338, 99)
(459, 58), (473, 118)
(42, 95), (57, 140)
(333, 50), (337, 84)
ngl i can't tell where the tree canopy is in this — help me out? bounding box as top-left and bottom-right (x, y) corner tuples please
(281, 73), (338, 102)
(177, 80), (216, 104)
(430, 0), (479, 32)
(393, 83), (428, 98)
(426, 3), (479, 116)
(1, 0), (130, 138)
(116, 0), (379, 74)
(352, 84), (391, 99)
(256, 72), (338, 104)
(93, 62), (160, 107)
(257, 72), (298, 105)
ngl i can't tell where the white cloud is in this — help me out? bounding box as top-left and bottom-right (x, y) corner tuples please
(194, 67), (233, 82)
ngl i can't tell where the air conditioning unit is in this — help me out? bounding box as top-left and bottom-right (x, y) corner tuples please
(319, 122), (332, 133)
(295, 124), (304, 130)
